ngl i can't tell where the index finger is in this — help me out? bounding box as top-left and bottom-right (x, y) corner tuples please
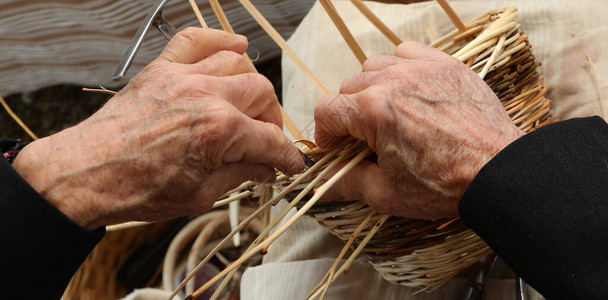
(395, 40), (451, 61)
(223, 113), (305, 175)
(182, 73), (282, 127)
(157, 27), (248, 64)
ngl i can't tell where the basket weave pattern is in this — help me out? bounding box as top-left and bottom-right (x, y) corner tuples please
(300, 7), (554, 291)
(63, 221), (170, 300)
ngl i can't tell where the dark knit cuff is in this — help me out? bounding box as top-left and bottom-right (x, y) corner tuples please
(0, 147), (104, 299)
(459, 116), (608, 300)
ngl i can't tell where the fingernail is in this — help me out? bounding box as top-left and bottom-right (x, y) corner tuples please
(235, 34), (247, 43)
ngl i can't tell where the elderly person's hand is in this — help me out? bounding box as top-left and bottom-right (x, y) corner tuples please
(315, 41), (524, 220)
(12, 28), (304, 230)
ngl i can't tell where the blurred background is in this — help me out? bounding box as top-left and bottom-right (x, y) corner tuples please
(0, 0), (317, 140)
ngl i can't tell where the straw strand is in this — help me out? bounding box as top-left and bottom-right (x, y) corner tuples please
(0, 94), (38, 140)
(320, 0), (367, 64)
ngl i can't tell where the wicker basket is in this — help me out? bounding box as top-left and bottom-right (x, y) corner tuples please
(63, 221), (171, 300)
(294, 6), (555, 292)
(66, 5), (557, 298)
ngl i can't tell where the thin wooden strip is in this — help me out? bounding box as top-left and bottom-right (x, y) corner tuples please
(453, 21), (515, 59)
(186, 214), (226, 294)
(188, 146), (373, 299)
(281, 106), (305, 140)
(306, 211), (376, 300)
(308, 215), (390, 300)
(350, 0), (403, 46)
(208, 0), (297, 138)
(212, 191), (253, 208)
(236, 0), (331, 96)
(176, 146), (345, 300)
(455, 37), (497, 62)
(519, 103), (551, 131)
(492, 36), (527, 62)
(187, 0), (208, 28)
(471, 26), (520, 66)
(484, 7), (517, 32)
(208, 0), (252, 61)
(425, 27), (437, 42)
(511, 88), (547, 120)
(105, 221), (152, 232)
(209, 0), (234, 33)
(453, 24), (484, 43)
(479, 33), (506, 79)
(436, 0), (466, 33)
(438, 40), (457, 52)
(431, 28), (459, 48)
(320, 0), (367, 64)
(431, 10), (494, 47)
(503, 84), (543, 110)
(82, 87), (117, 95)
(0, 94), (38, 140)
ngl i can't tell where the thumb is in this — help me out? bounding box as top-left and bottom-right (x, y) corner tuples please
(321, 160), (393, 211)
(225, 115), (305, 175)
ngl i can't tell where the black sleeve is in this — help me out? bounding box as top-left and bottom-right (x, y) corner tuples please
(459, 116), (608, 300)
(0, 142), (104, 299)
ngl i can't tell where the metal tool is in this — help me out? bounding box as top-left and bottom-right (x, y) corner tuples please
(112, 0), (178, 82)
(459, 254), (497, 300)
(298, 149), (315, 169)
(516, 277), (529, 300)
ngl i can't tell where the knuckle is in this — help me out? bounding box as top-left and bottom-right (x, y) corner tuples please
(218, 50), (244, 64)
(365, 191), (396, 215)
(197, 51), (245, 75)
(258, 122), (282, 148)
(339, 73), (367, 94)
(211, 105), (239, 130)
(362, 53), (390, 70)
(314, 100), (326, 119)
(202, 106), (240, 167)
(366, 194), (382, 207)
(385, 65), (400, 79)
(395, 40), (416, 52)
(386, 65), (414, 87)
(362, 54), (380, 70)
(359, 86), (385, 120)
(176, 27), (200, 42)
(171, 29), (198, 53)
(314, 93), (338, 118)
(244, 73), (275, 96)
(339, 77), (354, 94)
(173, 75), (213, 98)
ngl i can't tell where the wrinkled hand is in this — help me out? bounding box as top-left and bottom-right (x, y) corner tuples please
(315, 41), (523, 220)
(13, 28), (304, 230)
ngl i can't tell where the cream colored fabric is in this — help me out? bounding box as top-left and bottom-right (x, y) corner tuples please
(120, 288), (172, 300)
(0, 0), (314, 96)
(241, 0), (607, 299)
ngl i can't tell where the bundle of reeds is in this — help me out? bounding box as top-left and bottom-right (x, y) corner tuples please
(177, 2), (556, 299)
